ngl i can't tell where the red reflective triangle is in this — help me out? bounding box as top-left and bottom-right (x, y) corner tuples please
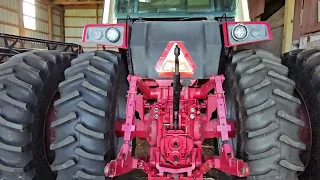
(155, 41), (196, 77)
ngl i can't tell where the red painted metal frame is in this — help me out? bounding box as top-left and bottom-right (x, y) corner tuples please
(222, 21), (273, 47)
(82, 23), (128, 48)
(81, 21), (272, 51)
(105, 75), (249, 179)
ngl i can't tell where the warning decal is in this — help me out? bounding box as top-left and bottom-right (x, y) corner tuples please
(155, 41), (196, 77)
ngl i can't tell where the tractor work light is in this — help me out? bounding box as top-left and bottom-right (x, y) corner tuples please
(222, 21), (272, 47)
(82, 23), (128, 48)
(90, 30), (103, 40)
(106, 27), (120, 43)
(232, 24), (248, 41)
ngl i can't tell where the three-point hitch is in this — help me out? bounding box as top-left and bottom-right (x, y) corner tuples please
(105, 44), (249, 179)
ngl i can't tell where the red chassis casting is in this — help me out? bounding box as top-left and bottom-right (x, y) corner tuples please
(105, 75), (249, 179)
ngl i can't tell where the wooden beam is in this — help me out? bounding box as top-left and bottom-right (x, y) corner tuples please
(65, 16), (103, 18)
(18, 0), (25, 36)
(37, 0), (48, 5)
(65, 36), (83, 38)
(96, 4), (99, 50)
(53, 0), (104, 5)
(53, 23), (61, 27)
(65, 26), (87, 28)
(48, 3), (53, 40)
(64, 4), (103, 9)
(35, 1), (48, 11)
(0, 21), (19, 28)
(61, 9), (65, 42)
(248, 0), (265, 20)
(318, 1), (320, 22)
(0, 6), (18, 13)
(40, 0), (64, 11)
(267, 6), (285, 29)
(23, 15), (49, 24)
(282, 0), (295, 53)
(25, 29), (50, 35)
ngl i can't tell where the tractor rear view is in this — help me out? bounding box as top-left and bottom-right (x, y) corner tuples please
(1, 0), (320, 180)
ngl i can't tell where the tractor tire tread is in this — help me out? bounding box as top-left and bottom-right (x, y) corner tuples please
(76, 170), (105, 180)
(281, 48), (320, 179)
(75, 123), (105, 139)
(0, 140), (26, 152)
(0, 115), (27, 131)
(279, 135), (306, 150)
(74, 148), (104, 161)
(51, 51), (120, 179)
(77, 101), (105, 117)
(51, 112), (77, 128)
(0, 93), (28, 110)
(50, 159), (76, 171)
(54, 91), (80, 106)
(247, 122), (279, 138)
(279, 160), (305, 172)
(50, 135), (76, 150)
(0, 51), (72, 180)
(228, 49), (305, 180)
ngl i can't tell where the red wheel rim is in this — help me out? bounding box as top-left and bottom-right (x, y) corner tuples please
(43, 90), (60, 165)
(295, 88), (312, 173)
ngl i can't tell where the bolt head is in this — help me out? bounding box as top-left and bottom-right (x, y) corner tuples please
(190, 114), (195, 119)
(154, 108), (159, 112)
(154, 114), (159, 119)
(190, 107), (195, 113)
(138, 163), (143, 169)
(241, 166), (249, 175)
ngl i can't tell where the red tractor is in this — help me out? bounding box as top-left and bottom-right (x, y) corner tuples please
(0, 0), (320, 180)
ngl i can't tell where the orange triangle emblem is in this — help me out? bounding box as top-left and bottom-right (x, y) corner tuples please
(155, 41), (196, 77)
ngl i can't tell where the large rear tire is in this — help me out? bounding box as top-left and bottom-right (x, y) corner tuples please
(224, 50), (305, 180)
(282, 49), (320, 180)
(50, 51), (124, 179)
(0, 51), (72, 180)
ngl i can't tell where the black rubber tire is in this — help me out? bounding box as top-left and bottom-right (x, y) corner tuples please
(0, 51), (72, 180)
(282, 49), (320, 180)
(224, 49), (306, 180)
(51, 51), (124, 180)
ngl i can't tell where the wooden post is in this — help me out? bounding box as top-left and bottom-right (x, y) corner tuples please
(102, 0), (115, 23)
(96, 4), (99, 50)
(48, 4), (53, 40)
(60, 9), (65, 42)
(236, 0), (250, 21)
(282, 0), (295, 53)
(267, 7), (285, 29)
(318, 1), (320, 22)
(18, 0), (26, 36)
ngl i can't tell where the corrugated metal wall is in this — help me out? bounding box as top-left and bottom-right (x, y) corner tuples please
(0, 0), (20, 35)
(53, 9), (62, 41)
(0, 0), (64, 41)
(25, 1), (49, 39)
(65, 8), (103, 51)
(293, 0), (320, 39)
